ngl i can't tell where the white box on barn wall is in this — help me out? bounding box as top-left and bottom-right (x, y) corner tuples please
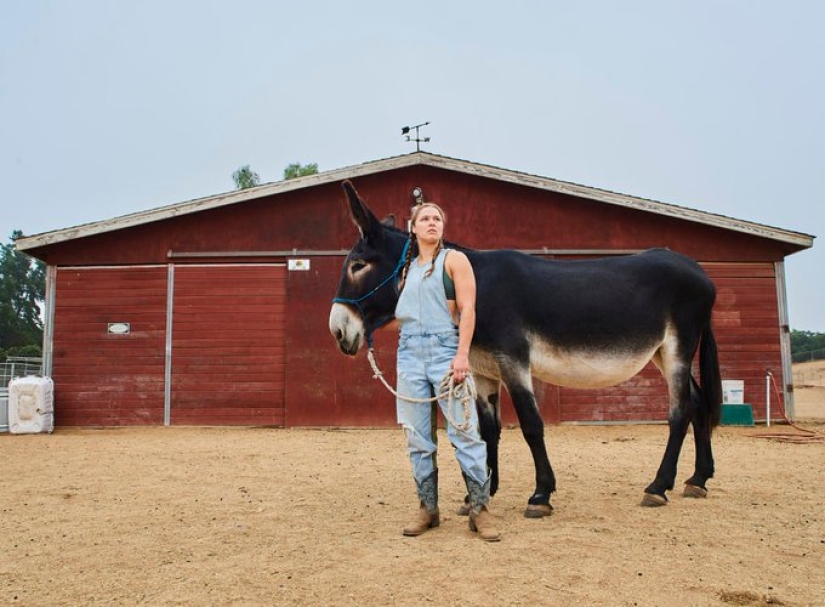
(8, 376), (54, 434)
(721, 380), (745, 404)
(288, 259), (310, 271)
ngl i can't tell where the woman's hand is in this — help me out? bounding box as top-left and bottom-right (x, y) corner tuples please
(451, 352), (471, 383)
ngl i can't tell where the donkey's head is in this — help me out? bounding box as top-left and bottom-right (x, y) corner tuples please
(329, 181), (408, 355)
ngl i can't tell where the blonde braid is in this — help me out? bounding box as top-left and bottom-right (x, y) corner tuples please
(398, 232), (416, 293)
(424, 239), (443, 278)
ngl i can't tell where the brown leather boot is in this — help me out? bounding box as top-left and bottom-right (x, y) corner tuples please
(402, 502), (440, 536)
(469, 506), (500, 542)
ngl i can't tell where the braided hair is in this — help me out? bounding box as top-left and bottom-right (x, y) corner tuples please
(399, 202), (447, 292)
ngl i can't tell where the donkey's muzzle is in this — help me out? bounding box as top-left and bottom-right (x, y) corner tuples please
(329, 303), (364, 356)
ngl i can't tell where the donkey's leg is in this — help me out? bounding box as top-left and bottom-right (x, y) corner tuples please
(457, 375), (501, 516)
(501, 363), (555, 518)
(643, 364), (691, 506)
(643, 414), (690, 505)
(683, 378), (715, 497)
(474, 374), (502, 496)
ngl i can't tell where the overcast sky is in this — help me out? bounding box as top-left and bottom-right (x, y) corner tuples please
(2, 1), (823, 330)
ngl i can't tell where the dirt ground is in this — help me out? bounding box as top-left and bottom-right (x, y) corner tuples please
(2, 405), (824, 607)
(793, 359), (825, 422)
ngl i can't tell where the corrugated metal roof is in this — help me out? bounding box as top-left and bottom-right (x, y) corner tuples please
(15, 152), (814, 251)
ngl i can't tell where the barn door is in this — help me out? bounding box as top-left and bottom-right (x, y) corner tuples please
(51, 266), (168, 426)
(170, 264), (286, 426)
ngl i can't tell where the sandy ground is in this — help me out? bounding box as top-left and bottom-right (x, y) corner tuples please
(793, 359), (825, 422)
(2, 408), (825, 606)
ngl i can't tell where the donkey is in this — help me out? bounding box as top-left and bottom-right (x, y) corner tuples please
(329, 181), (722, 516)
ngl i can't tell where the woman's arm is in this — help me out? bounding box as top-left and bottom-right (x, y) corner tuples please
(446, 251), (476, 381)
(381, 318), (400, 332)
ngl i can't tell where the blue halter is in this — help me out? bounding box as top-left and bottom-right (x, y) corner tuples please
(332, 238), (410, 348)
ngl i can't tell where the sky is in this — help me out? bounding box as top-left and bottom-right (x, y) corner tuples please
(2, 1), (823, 330)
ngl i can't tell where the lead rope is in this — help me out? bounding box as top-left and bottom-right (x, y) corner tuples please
(366, 347), (477, 432)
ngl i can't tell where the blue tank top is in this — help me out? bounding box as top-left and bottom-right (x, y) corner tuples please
(396, 249), (457, 336)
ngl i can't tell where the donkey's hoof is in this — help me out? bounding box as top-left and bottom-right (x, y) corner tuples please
(682, 484), (708, 499)
(641, 493), (668, 507)
(524, 503), (553, 518)
(456, 503), (471, 516)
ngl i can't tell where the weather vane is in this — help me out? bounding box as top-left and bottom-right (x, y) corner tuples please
(401, 121), (431, 152)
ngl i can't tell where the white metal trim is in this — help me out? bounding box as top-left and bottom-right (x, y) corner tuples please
(774, 261), (795, 420)
(42, 265), (57, 377)
(172, 262), (287, 268)
(164, 264), (175, 426)
(168, 250), (348, 258)
(166, 248), (644, 259)
(57, 264), (168, 270)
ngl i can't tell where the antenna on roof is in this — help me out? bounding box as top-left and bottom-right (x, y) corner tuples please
(401, 122), (431, 152)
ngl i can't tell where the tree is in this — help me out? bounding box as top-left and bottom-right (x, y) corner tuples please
(791, 330), (825, 362)
(283, 162), (319, 180)
(0, 230), (45, 356)
(232, 165), (261, 190)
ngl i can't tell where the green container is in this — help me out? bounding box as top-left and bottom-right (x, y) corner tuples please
(720, 403), (754, 426)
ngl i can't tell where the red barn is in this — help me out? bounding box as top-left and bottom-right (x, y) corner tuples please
(16, 153), (813, 427)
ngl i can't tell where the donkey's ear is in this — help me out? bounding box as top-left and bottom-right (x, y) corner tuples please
(343, 180), (383, 241)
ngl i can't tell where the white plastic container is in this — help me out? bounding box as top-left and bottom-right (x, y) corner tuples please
(8, 376), (54, 434)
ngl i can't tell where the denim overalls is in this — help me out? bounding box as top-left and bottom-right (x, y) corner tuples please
(395, 249), (489, 493)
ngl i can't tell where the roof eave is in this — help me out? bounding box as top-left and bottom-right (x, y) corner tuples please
(15, 154), (425, 251)
(419, 154), (815, 250)
(15, 151), (814, 252)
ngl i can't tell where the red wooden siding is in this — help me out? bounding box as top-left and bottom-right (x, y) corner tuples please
(170, 265), (286, 426)
(284, 256), (403, 426)
(558, 367), (669, 423)
(705, 262), (783, 421)
(52, 267), (167, 426)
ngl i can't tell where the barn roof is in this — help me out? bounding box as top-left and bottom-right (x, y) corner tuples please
(15, 151), (814, 252)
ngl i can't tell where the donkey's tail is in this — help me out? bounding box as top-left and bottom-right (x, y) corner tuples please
(699, 323), (723, 428)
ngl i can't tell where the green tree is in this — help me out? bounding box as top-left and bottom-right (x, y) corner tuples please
(232, 165), (261, 190)
(791, 330), (825, 362)
(283, 162), (318, 180)
(0, 230), (45, 356)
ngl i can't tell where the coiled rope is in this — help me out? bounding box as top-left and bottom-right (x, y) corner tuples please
(366, 347), (477, 432)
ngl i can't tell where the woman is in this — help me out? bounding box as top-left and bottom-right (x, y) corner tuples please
(391, 201), (500, 542)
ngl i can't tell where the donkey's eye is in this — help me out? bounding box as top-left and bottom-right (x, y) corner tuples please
(350, 260), (367, 273)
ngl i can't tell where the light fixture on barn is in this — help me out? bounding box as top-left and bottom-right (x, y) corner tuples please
(401, 122), (431, 152)
(408, 187), (425, 230)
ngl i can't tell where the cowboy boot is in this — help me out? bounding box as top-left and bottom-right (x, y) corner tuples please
(466, 474), (500, 542)
(402, 470), (440, 536)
